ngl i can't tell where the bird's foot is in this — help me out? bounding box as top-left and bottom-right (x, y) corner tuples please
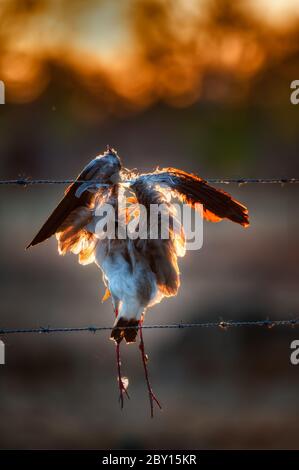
(118, 377), (130, 409)
(102, 288), (111, 303)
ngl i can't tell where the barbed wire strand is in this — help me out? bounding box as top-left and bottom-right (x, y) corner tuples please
(0, 319), (298, 336)
(0, 178), (298, 187)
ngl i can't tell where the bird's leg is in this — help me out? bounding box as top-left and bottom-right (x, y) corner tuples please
(114, 308), (129, 409)
(116, 342), (130, 408)
(138, 319), (162, 418)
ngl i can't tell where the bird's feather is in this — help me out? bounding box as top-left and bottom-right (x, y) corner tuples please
(131, 179), (182, 297)
(134, 168), (249, 227)
(27, 149), (121, 248)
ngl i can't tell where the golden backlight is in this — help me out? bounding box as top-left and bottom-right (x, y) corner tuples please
(0, 0), (298, 109)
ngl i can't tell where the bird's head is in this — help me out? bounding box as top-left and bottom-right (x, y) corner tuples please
(84, 146), (122, 184)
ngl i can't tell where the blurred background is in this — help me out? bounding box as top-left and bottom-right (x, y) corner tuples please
(0, 0), (299, 449)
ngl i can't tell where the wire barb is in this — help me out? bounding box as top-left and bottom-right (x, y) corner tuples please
(0, 319), (298, 336)
(0, 178), (299, 186)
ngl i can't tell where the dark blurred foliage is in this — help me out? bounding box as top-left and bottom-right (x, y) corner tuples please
(0, 0), (299, 110)
(0, 0), (299, 450)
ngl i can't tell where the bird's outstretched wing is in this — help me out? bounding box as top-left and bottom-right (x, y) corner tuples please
(131, 168), (249, 227)
(27, 148), (121, 249)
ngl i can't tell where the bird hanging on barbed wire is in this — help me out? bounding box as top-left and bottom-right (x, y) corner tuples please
(27, 146), (249, 417)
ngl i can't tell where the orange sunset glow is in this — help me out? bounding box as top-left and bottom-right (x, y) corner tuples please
(0, 0), (299, 111)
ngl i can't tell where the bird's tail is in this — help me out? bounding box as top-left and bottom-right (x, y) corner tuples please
(110, 318), (139, 344)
